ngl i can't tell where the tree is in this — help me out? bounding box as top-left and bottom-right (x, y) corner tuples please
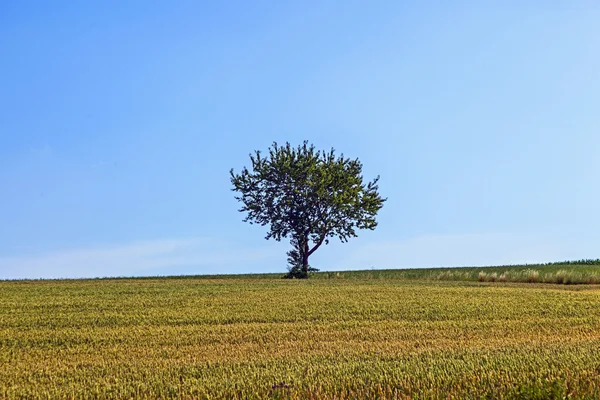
(230, 141), (386, 278)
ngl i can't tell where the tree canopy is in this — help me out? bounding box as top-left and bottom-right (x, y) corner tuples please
(230, 141), (386, 278)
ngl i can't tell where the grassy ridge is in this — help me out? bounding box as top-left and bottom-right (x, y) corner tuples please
(1, 277), (600, 398)
(310, 261), (600, 284)
(7, 260), (599, 283)
(76, 260), (600, 284)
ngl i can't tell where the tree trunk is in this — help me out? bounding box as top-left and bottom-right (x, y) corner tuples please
(299, 240), (309, 278)
(301, 251), (309, 278)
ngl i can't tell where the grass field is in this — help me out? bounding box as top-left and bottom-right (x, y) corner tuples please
(2, 264), (600, 398)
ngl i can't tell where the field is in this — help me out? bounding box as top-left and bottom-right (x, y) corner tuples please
(2, 265), (600, 399)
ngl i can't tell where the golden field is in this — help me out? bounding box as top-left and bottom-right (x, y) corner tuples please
(1, 276), (600, 399)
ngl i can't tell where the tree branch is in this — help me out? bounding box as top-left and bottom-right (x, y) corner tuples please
(307, 231), (327, 257)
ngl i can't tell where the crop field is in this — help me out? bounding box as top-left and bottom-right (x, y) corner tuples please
(2, 268), (600, 399)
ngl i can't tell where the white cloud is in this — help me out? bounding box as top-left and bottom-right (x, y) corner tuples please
(0, 237), (282, 280)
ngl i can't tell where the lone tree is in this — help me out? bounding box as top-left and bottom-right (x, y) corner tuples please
(230, 141), (386, 278)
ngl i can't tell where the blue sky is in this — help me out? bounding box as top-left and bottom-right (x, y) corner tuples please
(1, 1), (599, 279)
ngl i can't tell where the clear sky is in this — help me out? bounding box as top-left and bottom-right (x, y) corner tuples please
(1, 1), (599, 279)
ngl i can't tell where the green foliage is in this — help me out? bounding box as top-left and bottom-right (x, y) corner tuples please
(546, 258), (600, 266)
(230, 141), (385, 278)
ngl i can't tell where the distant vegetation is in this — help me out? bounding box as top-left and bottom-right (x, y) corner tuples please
(85, 259), (600, 285)
(546, 259), (600, 265)
(309, 259), (600, 285)
(1, 275), (600, 398)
